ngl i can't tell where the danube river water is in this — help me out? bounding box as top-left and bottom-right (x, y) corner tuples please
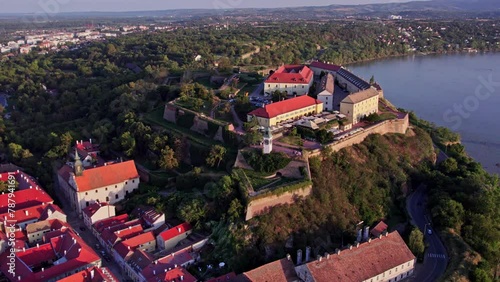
(348, 53), (500, 175)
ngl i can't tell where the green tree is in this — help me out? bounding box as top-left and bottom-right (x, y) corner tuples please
(206, 145), (227, 168)
(408, 228), (425, 257)
(158, 146), (178, 170)
(119, 132), (136, 157)
(432, 198), (465, 231)
(8, 143), (33, 160)
(177, 198), (206, 224)
(228, 199), (243, 222)
(370, 75), (375, 84)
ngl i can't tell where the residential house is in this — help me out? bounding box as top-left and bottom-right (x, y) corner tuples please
(264, 65), (314, 95)
(131, 206), (165, 230)
(156, 223), (192, 251)
(124, 249), (154, 282)
(82, 202), (116, 229)
(0, 203), (66, 231)
(146, 267), (197, 282)
(139, 248), (195, 282)
(56, 266), (119, 282)
(247, 95), (323, 128)
(0, 228), (101, 282)
(26, 219), (70, 245)
(112, 231), (156, 271)
(92, 214), (129, 238)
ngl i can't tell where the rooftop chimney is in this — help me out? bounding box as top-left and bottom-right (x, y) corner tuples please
(42, 268), (44, 272)
(90, 269), (95, 279)
(317, 255), (322, 262)
(356, 229), (362, 243)
(368, 238), (372, 243)
(297, 249), (303, 265)
(180, 275), (184, 281)
(348, 244), (353, 250)
(177, 227), (181, 233)
(305, 246), (311, 262)
(78, 248), (81, 253)
(36, 243), (39, 248)
(335, 248), (340, 255)
(363, 226), (370, 242)
(24, 210), (28, 216)
(355, 241), (360, 248)
(153, 270), (156, 275)
(325, 252), (330, 259)
(18, 276), (21, 281)
(379, 234), (383, 239)
(286, 254), (291, 261)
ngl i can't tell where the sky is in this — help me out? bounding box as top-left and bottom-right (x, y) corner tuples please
(2, 0), (423, 13)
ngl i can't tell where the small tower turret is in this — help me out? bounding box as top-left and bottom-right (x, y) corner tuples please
(263, 127), (273, 154)
(74, 148), (83, 176)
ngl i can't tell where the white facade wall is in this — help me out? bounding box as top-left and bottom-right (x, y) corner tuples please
(362, 259), (416, 282)
(83, 205), (116, 229)
(264, 80), (313, 95)
(69, 177), (139, 214)
(317, 92), (333, 111)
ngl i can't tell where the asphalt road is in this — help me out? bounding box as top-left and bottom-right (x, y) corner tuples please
(407, 184), (448, 282)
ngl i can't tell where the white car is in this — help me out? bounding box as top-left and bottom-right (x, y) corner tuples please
(427, 228), (433, 235)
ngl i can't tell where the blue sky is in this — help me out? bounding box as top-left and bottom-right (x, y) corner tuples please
(2, 0), (423, 13)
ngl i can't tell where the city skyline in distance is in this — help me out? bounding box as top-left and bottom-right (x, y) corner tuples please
(3, 0), (427, 13)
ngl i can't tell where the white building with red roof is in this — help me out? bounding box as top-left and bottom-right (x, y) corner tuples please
(92, 214), (129, 237)
(0, 227), (101, 282)
(26, 219), (70, 245)
(264, 65), (314, 96)
(57, 153), (140, 213)
(309, 61), (342, 76)
(82, 202), (116, 229)
(0, 202), (66, 231)
(146, 266), (197, 282)
(247, 95), (323, 128)
(131, 206), (165, 231)
(112, 231), (156, 271)
(139, 248), (195, 282)
(56, 266), (119, 282)
(156, 223), (192, 251)
(294, 231), (416, 282)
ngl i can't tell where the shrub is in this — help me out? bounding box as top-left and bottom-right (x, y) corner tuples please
(244, 151), (291, 173)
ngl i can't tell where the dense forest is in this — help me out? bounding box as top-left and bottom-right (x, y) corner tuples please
(0, 19), (499, 280)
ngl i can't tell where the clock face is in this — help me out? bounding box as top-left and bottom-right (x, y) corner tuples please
(264, 140), (269, 145)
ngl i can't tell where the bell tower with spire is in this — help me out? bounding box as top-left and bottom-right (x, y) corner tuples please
(263, 127), (273, 154)
(74, 148), (84, 176)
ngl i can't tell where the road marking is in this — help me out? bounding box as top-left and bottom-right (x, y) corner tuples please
(427, 253), (446, 259)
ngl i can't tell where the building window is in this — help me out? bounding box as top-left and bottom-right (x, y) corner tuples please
(85, 192), (88, 195)
(115, 185), (117, 188)
(95, 190), (98, 193)
(115, 195), (119, 199)
(106, 197), (109, 202)
(132, 180), (135, 183)
(86, 202), (89, 207)
(125, 181), (128, 185)
(105, 188), (108, 191)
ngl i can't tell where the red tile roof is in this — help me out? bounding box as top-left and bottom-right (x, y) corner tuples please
(370, 221), (388, 237)
(146, 267), (197, 282)
(127, 249), (154, 272)
(158, 223), (192, 242)
(113, 231), (155, 259)
(309, 61), (342, 72)
(101, 224), (143, 246)
(248, 95), (323, 119)
(265, 65), (313, 85)
(141, 248), (194, 280)
(0, 228), (101, 282)
(73, 160), (139, 192)
(26, 219), (70, 235)
(242, 258), (298, 282)
(57, 266), (119, 282)
(298, 231), (415, 282)
(0, 203), (64, 227)
(93, 214), (129, 234)
(0, 185), (53, 214)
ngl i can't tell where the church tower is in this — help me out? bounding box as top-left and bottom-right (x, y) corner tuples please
(263, 127), (273, 154)
(74, 148), (84, 176)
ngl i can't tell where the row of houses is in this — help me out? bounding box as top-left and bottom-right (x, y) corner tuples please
(0, 170), (118, 282)
(82, 202), (205, 282)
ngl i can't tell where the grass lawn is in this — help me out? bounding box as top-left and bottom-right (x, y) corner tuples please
(194, 77), (219, 90)
(279, 135), (304, 147)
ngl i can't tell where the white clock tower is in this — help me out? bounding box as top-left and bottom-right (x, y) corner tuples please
(263, 127), (273, 154)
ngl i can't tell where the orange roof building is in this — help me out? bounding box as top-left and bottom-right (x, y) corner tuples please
(57, 160), (140, 214)
(238, 258), (298, 282)
(247, 95), (323, 127)
(295, 231), (416, 282)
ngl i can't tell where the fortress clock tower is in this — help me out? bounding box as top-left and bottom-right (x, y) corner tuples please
(263, 127), (273, 154)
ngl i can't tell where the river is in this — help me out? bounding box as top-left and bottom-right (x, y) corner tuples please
(348, 53), (500, 176)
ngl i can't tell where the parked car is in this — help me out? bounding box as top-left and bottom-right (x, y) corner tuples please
(427, 228), (433, 235)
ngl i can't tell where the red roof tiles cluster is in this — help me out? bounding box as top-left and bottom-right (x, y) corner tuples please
(370, 221), (388, 237)
(101, 224), (144, 246)
(113, 231), (155, 259)
(93, 214), (129, 234)
(146, 267), (196, 282)
(248, 95), (323, 119)
(265, 65), (313, 85)
(131, 206), (164, 227)
(82, 202), (110, 218)
(140, 248), (194, 280)
(0, 228), (101, 282)
(57, 266), (119, 282)
(0, 203), (64, 227)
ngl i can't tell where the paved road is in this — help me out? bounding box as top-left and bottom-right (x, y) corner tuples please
(407, 184), (448, 282)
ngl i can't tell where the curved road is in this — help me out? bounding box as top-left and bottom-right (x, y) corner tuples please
(407, 184), (448, 282)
